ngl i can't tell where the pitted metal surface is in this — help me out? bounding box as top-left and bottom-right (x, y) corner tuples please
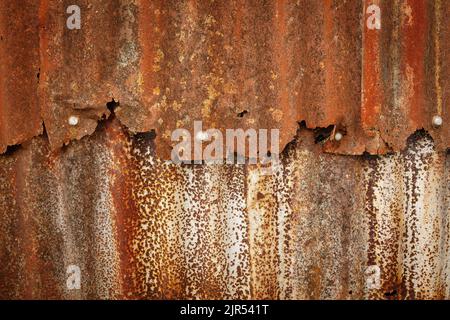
(0, 119), (449, 299)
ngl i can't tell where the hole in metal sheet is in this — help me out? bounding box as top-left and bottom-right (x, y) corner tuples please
(135, 130), (156, 141)
(4, 144), (21, 156)
(106, 99), (120, 113)
(237, 110), (248, 118)
(314, 125), (334, 144)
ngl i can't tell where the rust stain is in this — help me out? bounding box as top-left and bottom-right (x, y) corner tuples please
(0, 0), (450, 300)
(0, 1), (42, 153)
(0, 119), (449, 299)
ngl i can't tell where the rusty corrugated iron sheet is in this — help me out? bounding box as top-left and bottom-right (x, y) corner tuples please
(0, 0), (449, 300)
(0, 1), (42, 153)
(0, 118), (449, 299)
(0, 0), (448, 157)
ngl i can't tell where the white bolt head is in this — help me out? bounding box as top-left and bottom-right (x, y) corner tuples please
(334, 132), (343, 141)
(68, 115), (79, 126)
(195, 131), (209, 141)
(432, 115), (443, 127)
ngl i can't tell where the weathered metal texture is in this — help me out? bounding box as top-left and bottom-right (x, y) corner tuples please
(0, 0), (449, 301)
(0, 0), (42, 153)
(0, 118), (449, 299)
(39, 0), (137, 148)
(1, 0), (449, 157)
(356, 0), (450, 154)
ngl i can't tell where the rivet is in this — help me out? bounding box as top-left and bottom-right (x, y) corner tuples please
(334, 132), (343, 141)
(432, 115), (443, 127)
(68, 115), (79, 126)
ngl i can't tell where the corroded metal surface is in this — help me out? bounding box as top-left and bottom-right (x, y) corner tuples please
(0, 0), (42, 153)
(0, 0), (449, 301)
(0, 118), (449, 299)
(1, 1), (449, 157)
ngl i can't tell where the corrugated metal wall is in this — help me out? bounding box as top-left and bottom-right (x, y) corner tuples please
(0, 1), (449, 299)
(1, 119), (449, 299)
(0, 0), (448, 156)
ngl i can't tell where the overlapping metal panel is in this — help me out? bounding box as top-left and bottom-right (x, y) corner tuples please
(0, 0), (449, 300)
(0, 119), (449, 299)
(0, 1), (42, 153)
(0, 0), (449, 156)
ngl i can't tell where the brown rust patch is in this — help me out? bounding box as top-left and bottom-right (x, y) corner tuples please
(0, 1), (42, 153)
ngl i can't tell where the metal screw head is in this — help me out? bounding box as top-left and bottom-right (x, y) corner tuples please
(432, 115), (443, 127)
(68, 115), (79, 126)
(334, 132), (343, 141)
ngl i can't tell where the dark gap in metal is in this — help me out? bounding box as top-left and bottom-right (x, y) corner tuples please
(4, 144), (21, 156)
(313, 125), (335, 144)
(237, 110), (248, 118)
(106, 98), (120, 113)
